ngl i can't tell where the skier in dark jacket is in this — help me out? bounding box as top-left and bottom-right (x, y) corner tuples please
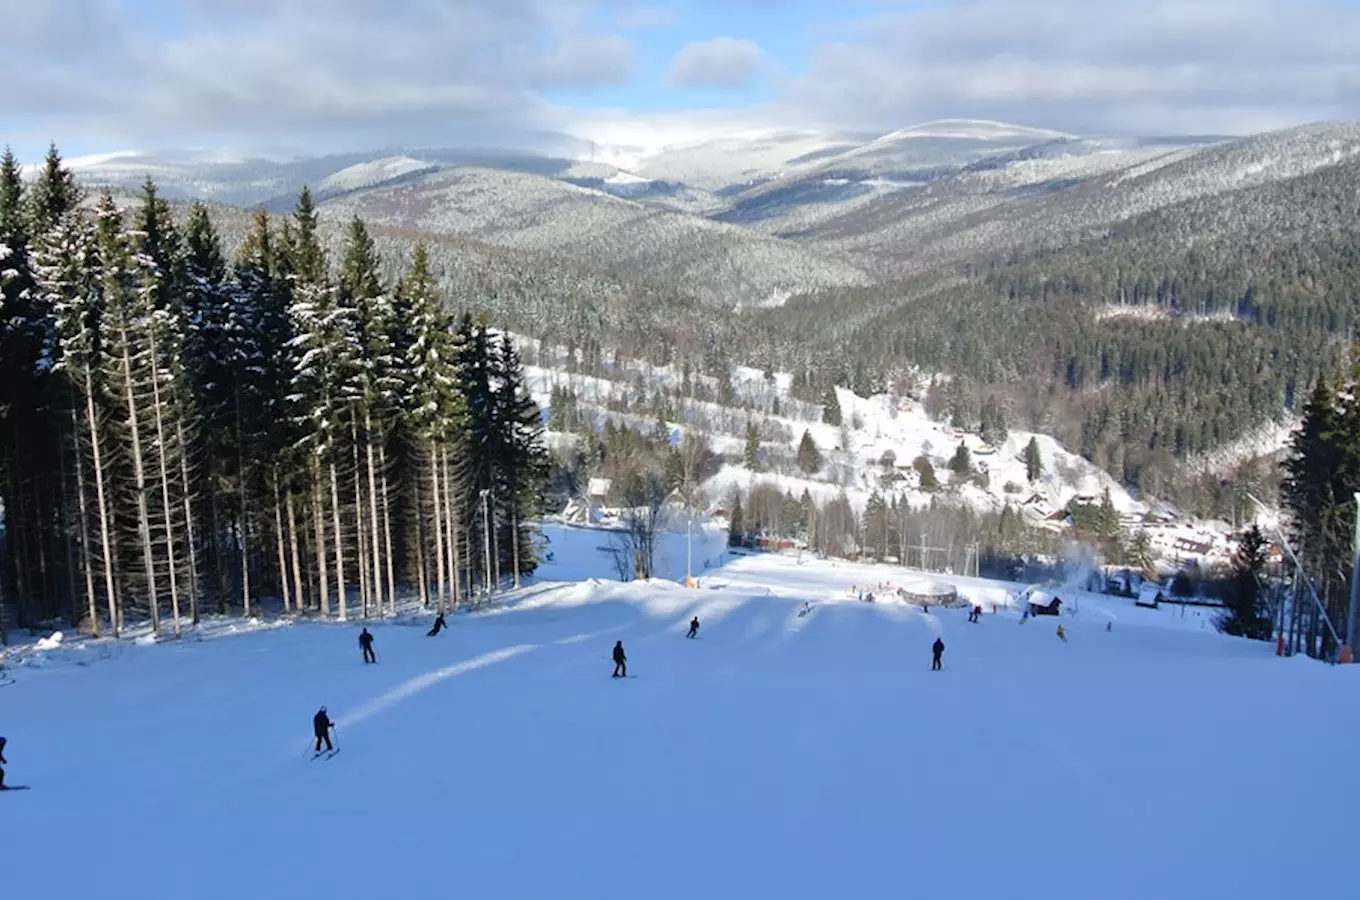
(931, 637), (945, 670)
(686, 617), (700, 639)
(359, 628), (376, 663)
(427, 614), (448, 637)
(313, 708), (334, 753)
(612, 641), (627, 677)
(0, 736), (7, 788)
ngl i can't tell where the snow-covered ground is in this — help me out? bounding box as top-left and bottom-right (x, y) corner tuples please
(3, 524), (1354, 900)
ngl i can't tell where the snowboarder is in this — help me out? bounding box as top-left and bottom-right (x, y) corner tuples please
(359, 627), (376, 663)
(313, 708), (334, 753)
(427, 614), (448, 637)
(0, 736), (7, 789)
(931, 637), (945, 670)
(687, 617), (700, 639)
(1056, 624), (1067, 642)
(612, 640), (627, 677)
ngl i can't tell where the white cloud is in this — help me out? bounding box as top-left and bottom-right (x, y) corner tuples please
(780, 0), (1360, 135)
(5, 0), (1360, 154)
(1, 0), (637, 151)
(666, 38), (768, 89)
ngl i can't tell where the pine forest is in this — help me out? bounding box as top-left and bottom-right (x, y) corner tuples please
(0, 147), (548, 636)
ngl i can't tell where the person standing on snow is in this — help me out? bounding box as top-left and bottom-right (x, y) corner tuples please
(931, 638), (945, 670)
(1056, 624), (1067, 642)
(0, 736), (8, 789)
(687, 617), (700, 639)
(612, 641), (627, 677)
(427, 614), (448, 637)
(359, 627), (376, 663)
(313, 708), (334, 753)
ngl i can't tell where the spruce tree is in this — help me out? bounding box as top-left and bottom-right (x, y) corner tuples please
(797, 429), (823, 475)
(822, 387), (842, 426)
(914, 455), (939, 492)
(1024, 437), (1043, 483)
(1220, 525), (1271, 639)
(950, 442), (973, 478)
(744, 421), (760, 471)
(287, 188), (354, 618)
(728, 494), (745, 547)
(400, 245), (465, 611)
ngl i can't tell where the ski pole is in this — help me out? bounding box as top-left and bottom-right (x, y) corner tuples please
(330, 723), (339, 750)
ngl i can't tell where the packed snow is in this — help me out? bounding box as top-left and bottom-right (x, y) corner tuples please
(2, 523), (1352, 900)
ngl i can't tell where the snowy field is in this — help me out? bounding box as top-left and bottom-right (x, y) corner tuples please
(3, 524), (1356, 900)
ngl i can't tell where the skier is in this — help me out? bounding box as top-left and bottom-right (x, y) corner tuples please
(0, 736), (7, 789)
(359, 627), (376, 663)
(612, 640), (627, 678)
(427, 614), (448, 637)
(974, 605), (983, 622)
(1056, 624), (1067, 642)
(1106, 621), (1113, 633)
(313, 708), (334, 753)
(687, 617), (700, 639)
(931, 637), (945, 671)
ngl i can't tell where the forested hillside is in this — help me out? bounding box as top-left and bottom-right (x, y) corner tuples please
(0, 147), (548, 635)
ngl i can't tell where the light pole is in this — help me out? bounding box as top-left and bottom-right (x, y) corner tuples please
(484, 489), (495, 595)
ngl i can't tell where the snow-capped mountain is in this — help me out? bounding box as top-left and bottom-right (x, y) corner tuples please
(49, 116), (1360, 314)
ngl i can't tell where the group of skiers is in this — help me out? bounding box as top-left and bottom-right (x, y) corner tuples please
(308, 594), (1096, 748)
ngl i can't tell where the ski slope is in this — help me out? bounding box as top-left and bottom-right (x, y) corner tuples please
(2, 525), (1355, 900)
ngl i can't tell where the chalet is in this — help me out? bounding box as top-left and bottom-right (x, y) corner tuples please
(1025, 589), (1063, 616)
(1173, 537), (1213, 556)
(587, 477), (612, 503)
(1136, 582), (1165, 609)
(755, 536), (797, 552)
(1045, 509), (1073, 526)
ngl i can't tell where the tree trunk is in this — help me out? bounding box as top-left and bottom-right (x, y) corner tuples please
(429, 445), (446, 615)
(272, 471), (291, 614)
(378, 444), (396, 617)
(365, 411), (384, 617)
(148, 337), (182, 637)
(287, 489), (306, 613)
(512, 505), (521, 589)
(490, 486), (501, 592)
(209, 491), (226, 615)
(351, 426), (369, 619)
(118, 337), (160, 634)
(83, 372), (118, 637)
(313, 462), (330, 617)
(329, 458), (346, 621)
(175, 417), (201, 626)
(440, 448), (458, 608)
(57, 427), (79, 626)
(413, 469), (428, 609)
(70, 408), (99, 636)
(235, 392), (250, 618)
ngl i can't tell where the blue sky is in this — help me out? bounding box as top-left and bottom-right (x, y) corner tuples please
(5, 0), (1360, 162)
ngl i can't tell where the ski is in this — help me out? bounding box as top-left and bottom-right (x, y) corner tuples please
(0, 785), (31, 791)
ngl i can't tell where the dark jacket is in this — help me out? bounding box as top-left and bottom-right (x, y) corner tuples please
(613, 642), (626, 663)
(932, 638), (945, 657)
(359, 630), (374, 648)
(313, 711), (332, 737)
